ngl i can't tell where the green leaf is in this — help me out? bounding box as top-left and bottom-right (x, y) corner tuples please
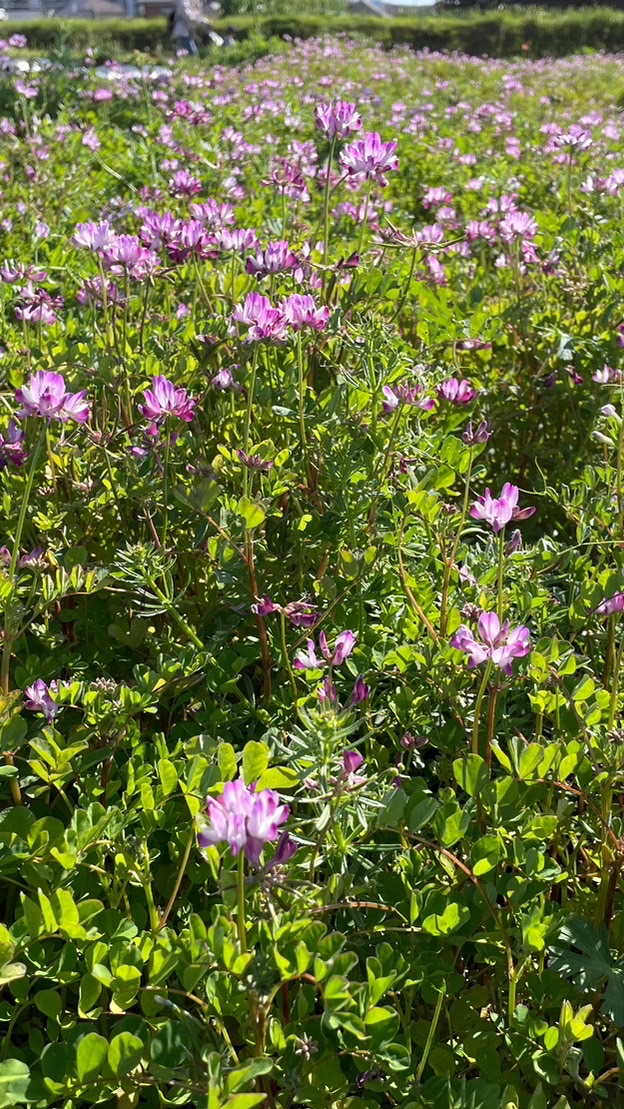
(407, 794), (438, 833)
(255, 766), (299, 790)
(0, 1059), (30, 1106)
(422, 902), (470, 936)
(107, 1032), (144, 1078)
(452, 754), (489, 797)
(242, 741), (270, 786)
(518, 744), (544, 781)
(76, 1033), (109, 1083)
(0, 964), (27, 987)
(471, 834), (501, 876)
(237, 497), (266, 530)
(550, 918), (624, 1024)
(218, 742), (238, 781)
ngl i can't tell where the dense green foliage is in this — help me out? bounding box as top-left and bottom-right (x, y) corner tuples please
(2, 30), (624, 1109)
(15, 8), (624, 59)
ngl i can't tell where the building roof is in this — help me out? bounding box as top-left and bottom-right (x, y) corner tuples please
(55, 0), (125, 15)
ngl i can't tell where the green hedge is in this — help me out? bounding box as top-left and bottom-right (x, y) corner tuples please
(9, 8), (624, 57)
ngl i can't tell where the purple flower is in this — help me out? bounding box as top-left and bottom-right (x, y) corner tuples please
(233, 293), (288, 343)
(340, 132), (399, 187)
(0, 420), (27, 469)
(169, 170), (202, 197)
(197, 777), (289, 867)
(246, 241), (298, 279)
(437, 378), (478, 405)
(349, 676), (370, 705)
(342, 750), (365, 786)
(462, 420), (490, 446)
(451, 611), (530, 677)
(470, 482), (535, 533)
(139, 376), (195, 434)
(294, 630), (356, 670)
(314, 100), (362, 141)
(24, 678), (58, 721)
(594, 593), (624, 617)
(15, 371), (89, 424)
(280, 294), (330, 332)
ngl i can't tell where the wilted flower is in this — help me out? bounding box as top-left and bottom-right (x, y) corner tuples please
(139, 376), (195, 435)
(24, 678), (58, 721)
(340, 132), (399, 186)
(16, 371), (89, 424)
(470, 482), (535, 533)
(594, 593), (624, 617)
(451, 611), (530, 676)
(197, 777), (289, 867)
(314, 100), (362, 141)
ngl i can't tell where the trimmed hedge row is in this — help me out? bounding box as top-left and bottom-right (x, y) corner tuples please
(10, 9), (624, 57)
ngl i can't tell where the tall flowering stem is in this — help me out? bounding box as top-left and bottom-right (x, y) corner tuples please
(323, 137), (336, 266)
(243, 346), (259, 502)
(297, 332), (311, 488)
(357, 180), (373, 257)
(497, 532), (506, 619)
(2, 428), (45, 804)
(440, 450), (474, 639)
(237, 851), (247, 953)
(472, 660), (493, 761)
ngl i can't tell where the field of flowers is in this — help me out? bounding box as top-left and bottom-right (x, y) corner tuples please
(3, 32), (624, 1109)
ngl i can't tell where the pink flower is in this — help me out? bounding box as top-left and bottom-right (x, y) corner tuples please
(340, 132), (399, 186)
(437, 378), (478, 405)
(594, 593), (624, 617)
(24, 678), (58, 721)
(280, 294), (329, 332)
(0, 420), (27, 469)
(382, 383), (435, 414)
(139, 376), (195, 434)
(314, 100), (362, 141)
(15, 371), (89, 424)
(470, 482), (535, 533)
(451, 612), (530, 676)
(233, 292), (288, 343)
(197, 777), (289, 867)
(72, 220), (113, 251)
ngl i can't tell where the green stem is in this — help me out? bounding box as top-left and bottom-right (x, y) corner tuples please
(440, 450), (474, 638)
(243, 346), (259, 501)
(162, 432), (171, 549)
(323, 137), (336, 267)
(237, 850), (247, 953)
(297, 331), (310, 488)
(158, 825), (195, 930)
(415, 983), (446, 1083)
(608, 634), (624, 731)
(496, 530), (506, 619)
(357, 180), (373, 257)
(390, 245), (418, 325)
(472, 661), (493, 760)
(279, 612), (298, 709)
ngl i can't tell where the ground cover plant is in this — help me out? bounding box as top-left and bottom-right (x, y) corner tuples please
(3, 32), (624, 1109)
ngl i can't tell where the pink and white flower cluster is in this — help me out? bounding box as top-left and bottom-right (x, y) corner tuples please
(451, 612), (531, 676)
(197, 777), (289, 866)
